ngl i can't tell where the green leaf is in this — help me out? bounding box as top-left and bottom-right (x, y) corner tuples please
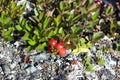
(36, 42), (47, 51)
(60, 2), (64, 11)
(89, 0), (93, 5)
(15, 25), (22, 31)
(34, 9), (39, 16)
(84, 64), (94, 72)
(48, 30), (54, 38)
(92, 31), (104, 42)
(54, 15), (62, 27)
(4, 35), (14, 41)
(43, 16), (50, 29)
(39, 12), (44, 21)
(34, 29), (39, 36)
(106, 6), (112, 16)
(19, 16), (24, 23)
(117, 21), (120, 27)
(91, 11), (99, 21)
(71, 15), (80, 23)
(86, 22), (94, 31)
(83, 56), (95, 72)
(58, 27), (64, 36)
(29, 17), (36, 23)
(22, 33), (30, 41)
(80, 38), (86, 44)
(98, 57), (105, 66)
(28, 40), (37, 46)
(38, 23), (43, 29)
(110, 18), (115, 33)
(81, 8), (87, 20)
(2, 27), (13, 37)
(25, 24), (32, 32)
(71, 46), (90, 55)
(71, 25), (82, 34)
(26, 46), (32, 52)
(117, 44), (120, 51)
(87, 41), (92, 48)
(39, 38), (46, 43)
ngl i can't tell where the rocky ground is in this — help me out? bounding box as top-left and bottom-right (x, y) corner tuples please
(0, 0), (120, 80)
(0, 35), (120, 80)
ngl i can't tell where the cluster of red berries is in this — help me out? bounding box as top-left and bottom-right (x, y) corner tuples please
(48, 39), (66, 57)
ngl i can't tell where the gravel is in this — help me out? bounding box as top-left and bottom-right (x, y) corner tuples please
(0, 36), (119, 80)
(0, 0), (120, 80)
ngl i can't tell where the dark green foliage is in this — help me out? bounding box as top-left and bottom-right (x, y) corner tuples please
(0, 0), (119, 52)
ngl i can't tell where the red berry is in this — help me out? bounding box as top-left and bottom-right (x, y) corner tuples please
(48, 46), (53, 53)
(55, 42), (64, 51)
(59, 48), (66, 57)
(49, 39), (57, 47)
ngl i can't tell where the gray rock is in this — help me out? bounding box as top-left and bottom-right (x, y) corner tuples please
(1, 64), (10, 74)
(0, 67), (3, 73)
(45, 61), (52, 65)
(15, 55), (21, 62)
(36, 65), (42, 70)
(66, 55), (74, 61)
(26, 66), (37, 75)
(10, 62), (17, 70)
(56, 60), (62, 66)
(51, 55), (56, 60)
(20, 63), (28, 69)
(35, 53), (48, 61)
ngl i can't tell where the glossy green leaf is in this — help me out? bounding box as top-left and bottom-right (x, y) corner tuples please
(29, 17), (36, 23)
(15, 25), (22, 31)
(91, 11), (99, 21)
(39, 12), (44, 21)
(36, 42), (47, 51)
(106, 6), (112, 16)
(89, 0), (93, 5)
(34, 9), (39, 16)
(28, 40), (37, 46)
(92, 31), (104, 42)
(4, 35), (14, 41)
(22, 33), (30, 41)
(72, 15), (80, 23)
(54, 15), (62, 27)
(43, 16), (50, 29)
(26, 46), (32, 52)
(71, 46), (90, 55)
(84, 64), (94, 72)
(87, 41), (92, 48)
(2, 27), (13, 36)
(71, 25), (82, 34)
(60, 2), (64, 11)
(48, 30), (54, 38)
(25, 24), (32, 32)
(110, 18), (115, 33)
(117, 44), (120, 51)
(34, 29), (39, 36)
(86, 23), (94, 31)
(98, 57), (105, 66)
(11, 2), (15, 8)
(80, 38), (86, 44)
(39, 38), (46, 43)
(58, 27), (64, 36)
(117, 21), (120, 27)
